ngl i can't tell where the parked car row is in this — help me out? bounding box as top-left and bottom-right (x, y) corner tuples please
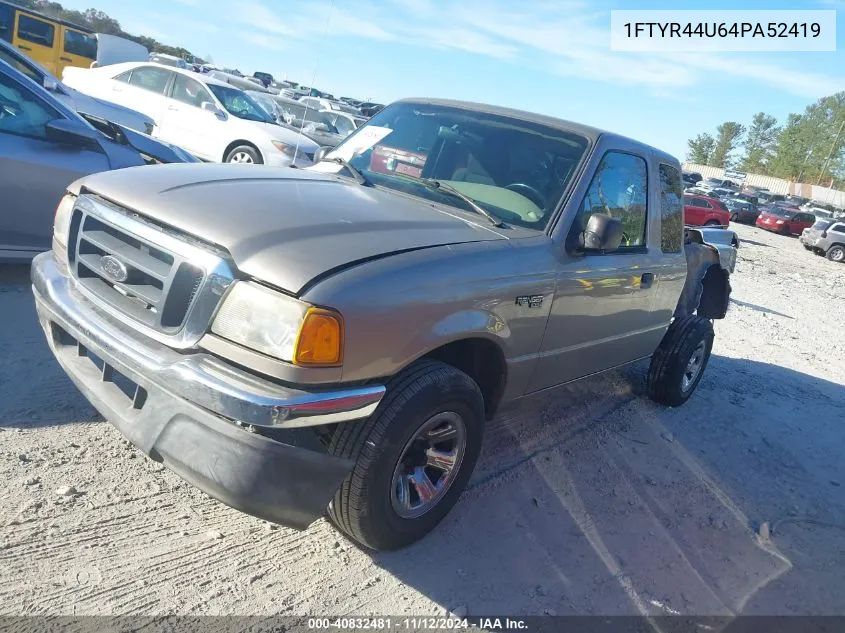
(62, 61), (319, 165)
(0, 57), (197, 261)
(800, 217), (845, 263)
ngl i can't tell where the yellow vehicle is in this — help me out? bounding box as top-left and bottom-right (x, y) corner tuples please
(0, 1), (97, 76)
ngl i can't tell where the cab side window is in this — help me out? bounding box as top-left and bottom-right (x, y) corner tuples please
(658, 164), (683, 253)
(171, 74), (212, 108)
(127, 66), (172, 95)
(0, 70), (59, 140)
(831, 224), (845, 234)
(578, 151), (648, 250)
(63, 29), (97, 59)
(17, 14), (54, 47)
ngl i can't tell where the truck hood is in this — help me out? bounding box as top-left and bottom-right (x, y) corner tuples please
(72, 164), (506, 293)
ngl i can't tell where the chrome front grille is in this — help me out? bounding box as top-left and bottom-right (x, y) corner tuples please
(67, 195), (235, 348)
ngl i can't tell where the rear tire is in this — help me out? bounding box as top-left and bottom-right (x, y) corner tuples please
(327, 360), (484, 550)
(224, 144), (263, 164)
(648, 316), (714, 407)
(826, 245), (845, 263)
(704, 220), (720, 227)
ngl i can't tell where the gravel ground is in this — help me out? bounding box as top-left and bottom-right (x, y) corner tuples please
(0, 222), (843, 618)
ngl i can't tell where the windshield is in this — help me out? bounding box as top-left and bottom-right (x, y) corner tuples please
(325, 102), (590, 230)
(812, 219), (834, 230)
(248, 92), (279, 118)
(207, 84), (274, 123)
(706, 178), (722, 186)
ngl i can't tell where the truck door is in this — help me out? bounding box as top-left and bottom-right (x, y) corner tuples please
(58, 26), (97, 75)
(13, 11), (57, 74)
(527, 149), (676, 393)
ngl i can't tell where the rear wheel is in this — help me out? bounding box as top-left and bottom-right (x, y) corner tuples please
(730, 213), (738, 222)
(704, 220), (720, 227)
(327, 360), (484, 550)
(224, 144), (263, 164)
(826, 245), (845, 263)
(648, 316), (714, 407)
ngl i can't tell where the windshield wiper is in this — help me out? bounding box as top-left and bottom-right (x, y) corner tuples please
(420, 178), (503, 227)
(320, 156), (371, 186)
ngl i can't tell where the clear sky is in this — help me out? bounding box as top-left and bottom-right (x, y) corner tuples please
(57, 0), (845, 159)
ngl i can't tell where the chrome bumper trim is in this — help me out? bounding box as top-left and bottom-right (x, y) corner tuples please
(32, 252), (384, 428)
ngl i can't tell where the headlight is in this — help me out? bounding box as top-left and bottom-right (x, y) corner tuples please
(53, 193), (76, 248)
(211, 282), (343, 365)
(271, 140), (297, 158)
(776, 220), (785, 224)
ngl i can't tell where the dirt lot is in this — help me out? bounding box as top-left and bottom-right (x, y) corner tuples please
(1, 222), (843, 618)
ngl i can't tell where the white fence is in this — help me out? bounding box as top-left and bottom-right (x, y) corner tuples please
(681, 163), (845, 208)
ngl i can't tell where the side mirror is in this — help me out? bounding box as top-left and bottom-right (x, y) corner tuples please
(45, 118), (101, 150)
(313, 146), (330, 163)
(581, 213), (623, 253)
(43, 76), (59, 92)
(201, 101), (226, 119)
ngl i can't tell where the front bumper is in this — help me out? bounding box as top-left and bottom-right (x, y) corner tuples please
(31, 251), (383, 528)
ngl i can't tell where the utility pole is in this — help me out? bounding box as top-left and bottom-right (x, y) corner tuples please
(797, 147), (813, 183)
(817, 119), (845, 185)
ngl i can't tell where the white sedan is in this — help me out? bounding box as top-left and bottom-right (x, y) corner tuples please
(62, 62), (319, 166)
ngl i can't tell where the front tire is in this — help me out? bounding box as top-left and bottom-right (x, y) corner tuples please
(826, 245), (845, 263)
(327, 360), (484, 550)
(224, 144), (263, 164)
(704, 220), (720, 227)
(648, 316), (714, 407)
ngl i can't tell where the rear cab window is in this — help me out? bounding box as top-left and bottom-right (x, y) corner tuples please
(658, 164), (683, 253)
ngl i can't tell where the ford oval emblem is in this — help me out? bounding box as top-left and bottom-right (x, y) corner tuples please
(101, 255), (129, 283)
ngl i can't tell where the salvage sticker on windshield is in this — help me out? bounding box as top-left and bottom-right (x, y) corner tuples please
(310, 125), (394, 173)
(335, 125), (393, 159)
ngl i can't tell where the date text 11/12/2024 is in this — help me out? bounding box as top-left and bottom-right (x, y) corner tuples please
(307, 617), (529, 630)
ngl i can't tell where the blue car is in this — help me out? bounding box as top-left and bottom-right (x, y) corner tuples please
(0, 59), (197, 262)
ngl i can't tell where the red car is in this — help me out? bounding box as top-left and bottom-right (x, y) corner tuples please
(683, 194), (731, 227)
(755, 206), (816, 235)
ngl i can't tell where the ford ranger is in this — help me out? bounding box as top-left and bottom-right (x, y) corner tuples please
(32, 99), (734, 550)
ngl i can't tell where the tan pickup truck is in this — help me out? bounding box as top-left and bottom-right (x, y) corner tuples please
(32, 99), (735, 550)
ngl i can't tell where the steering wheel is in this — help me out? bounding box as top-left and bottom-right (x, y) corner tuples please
(505, 183), (546, 210)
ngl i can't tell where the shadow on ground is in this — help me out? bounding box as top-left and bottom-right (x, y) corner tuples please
(370, 356), (845, 617)
(0, 263), (100, 428)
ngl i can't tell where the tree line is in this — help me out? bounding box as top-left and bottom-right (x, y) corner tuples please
(686, 92), (845, 186)
(18, 0), (205, 64)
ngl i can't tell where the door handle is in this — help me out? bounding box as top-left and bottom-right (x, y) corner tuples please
(60, 56), (72, 62)
(18, 45), (32, 51)
(639, 273), (655, 289)
(167, 105), (179, 111)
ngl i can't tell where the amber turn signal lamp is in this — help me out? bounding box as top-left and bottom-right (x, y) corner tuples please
(294, 308), (344, 366)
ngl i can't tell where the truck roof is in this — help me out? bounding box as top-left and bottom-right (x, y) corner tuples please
(396, 97), (680, 166)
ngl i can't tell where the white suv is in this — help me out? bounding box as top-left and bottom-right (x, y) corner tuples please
(62, 62), (318, 166)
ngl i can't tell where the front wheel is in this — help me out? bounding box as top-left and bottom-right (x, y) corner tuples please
(647, 316), (714, 407)
(704, 220), (720, 227)
(224, 144), (263, 164)
(826, 245), (845, 263)
(327, 360), (484, 550)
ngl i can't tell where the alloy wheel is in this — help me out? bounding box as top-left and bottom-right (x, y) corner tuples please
(390, 411), (467, 519)
(681, 340), (707, 394)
